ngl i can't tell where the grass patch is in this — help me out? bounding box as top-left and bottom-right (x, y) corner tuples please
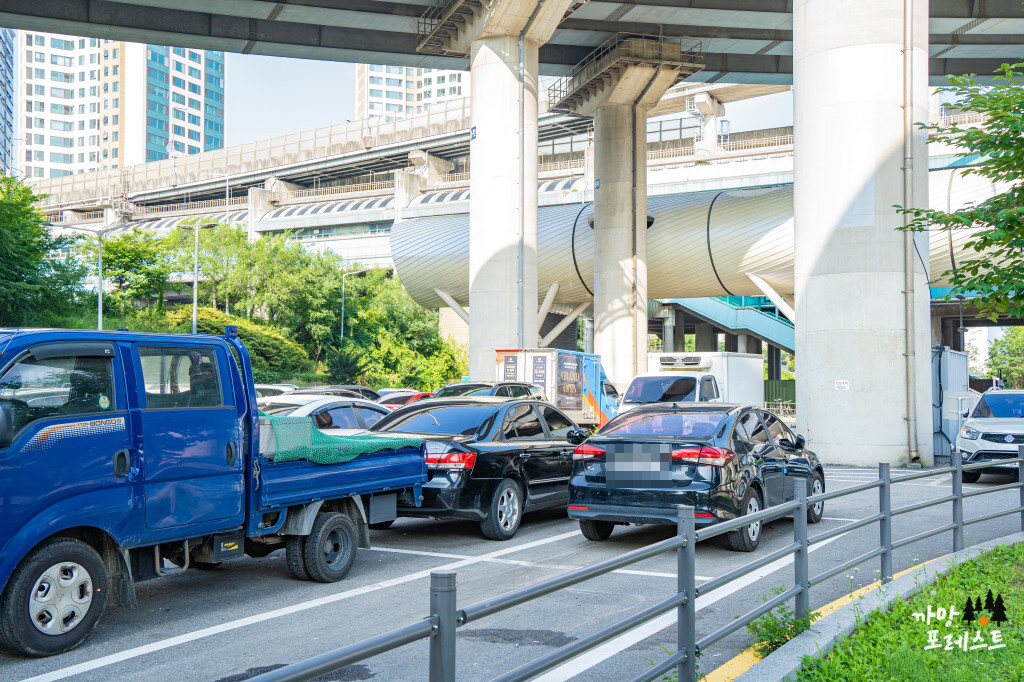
(747, 585), (821, 657)
(798, 542), (1024, 681)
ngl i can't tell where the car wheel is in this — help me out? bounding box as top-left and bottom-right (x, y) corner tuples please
(480, 479), (523, 541)
(0, 538), (108, 657)
(579, 520), (614, 541)
(807, 471), (825, 524)
(961, 470), (982, 484)
(368, 520), (394, 531)
(302, 513), (357, 583)
(285, 536), (310, 581)
(726, 487), (763, 552)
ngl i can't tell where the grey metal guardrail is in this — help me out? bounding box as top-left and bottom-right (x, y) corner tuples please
(254, 448), (1024, 682)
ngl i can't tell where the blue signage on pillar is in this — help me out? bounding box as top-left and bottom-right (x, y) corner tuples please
(595, 178), (600, 189)
(470, 126), (477, 141)
(532, 355), (547, 390)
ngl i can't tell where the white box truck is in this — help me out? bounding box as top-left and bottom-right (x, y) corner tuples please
(617, 352), (765, 414)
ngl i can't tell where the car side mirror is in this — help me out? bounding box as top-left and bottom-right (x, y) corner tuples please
(567, 429), (587, 445)
(795, 435), (806, 450)
(0, 405), (12, 449)
(962, 410), (970, 418)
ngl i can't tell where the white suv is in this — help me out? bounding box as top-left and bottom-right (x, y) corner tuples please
(956, 390), (1024, 482)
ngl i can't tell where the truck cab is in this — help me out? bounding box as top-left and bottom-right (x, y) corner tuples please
(0, 327), (425, 657)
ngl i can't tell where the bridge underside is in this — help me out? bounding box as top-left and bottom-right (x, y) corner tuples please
(1, 0), (1021, 82)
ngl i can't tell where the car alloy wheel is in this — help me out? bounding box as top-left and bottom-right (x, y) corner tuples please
(497, 487), (520, 532)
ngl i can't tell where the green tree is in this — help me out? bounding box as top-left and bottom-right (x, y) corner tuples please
(84, 228), (172, 313)
(0, 177), (85, 326)
(899, 58), (1024, 319)
(987, 327), (1024, 388)
(167, 219), (249, 313)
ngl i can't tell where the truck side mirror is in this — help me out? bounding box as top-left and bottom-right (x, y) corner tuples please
(0, 405), (12, 449)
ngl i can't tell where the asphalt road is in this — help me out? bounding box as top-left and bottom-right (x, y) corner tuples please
(2, 465), (1022, 682)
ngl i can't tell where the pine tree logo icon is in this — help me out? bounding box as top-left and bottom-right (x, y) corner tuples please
(962, 590), (1008, 626)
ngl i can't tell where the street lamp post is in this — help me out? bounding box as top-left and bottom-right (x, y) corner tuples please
(180, 222), (219, 334)
(341, 269), (371, 339)
(52, 222), (130, 330)
(199, 171), (231, 225)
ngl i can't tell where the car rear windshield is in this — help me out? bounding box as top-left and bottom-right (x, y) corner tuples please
(973, 394), (1024, 418)
(373, 404), (498, 436)
(381, 394), (414, 405)
(260, 403), (301, 416)
(433, 383), (492, 398)
(622, 376), (698, 403)
(600, 410), (727, 438)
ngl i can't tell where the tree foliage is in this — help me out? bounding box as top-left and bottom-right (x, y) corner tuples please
(898, 59), (1024, 319)
(82, 227), (172, 314)
(987, 327), (1024, 388)
(0, 177), (85, 326)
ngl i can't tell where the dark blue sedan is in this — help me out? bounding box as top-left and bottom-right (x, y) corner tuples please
(567, 404), (825, 551)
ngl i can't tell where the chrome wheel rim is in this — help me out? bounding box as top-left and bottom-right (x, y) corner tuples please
(29, 562), (93, 635)
(746, 496), (761, 542)
(497, 487), (520, 532)
(811, 478), (824, 517)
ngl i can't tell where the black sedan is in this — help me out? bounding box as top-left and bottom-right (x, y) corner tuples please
(371, 398), (588, 540)
(568, 404), (825, 551)
(430, 381), (545, 400)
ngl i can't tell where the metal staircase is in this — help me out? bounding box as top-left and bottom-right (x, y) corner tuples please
(417, 0), (485, 56)
(661, 296), (795, 353)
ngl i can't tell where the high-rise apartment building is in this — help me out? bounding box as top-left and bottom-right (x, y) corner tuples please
(355, 64), (467, 121)
(0, 28), (15, 175)
(16, 31), (225, 179)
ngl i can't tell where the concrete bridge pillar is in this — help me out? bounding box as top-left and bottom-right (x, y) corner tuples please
(794, 0), (932, 465)
(695, 323), (715, 352)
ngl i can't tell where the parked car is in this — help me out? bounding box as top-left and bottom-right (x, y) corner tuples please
(371, 397), (588, 540)
(430, 381), (544, 400)
(254, 383), (295, 398)
(567, 404), (824, 551)
(377, 388), (415, 397)
(377, 391), (419, 410)
(289, 386), (365, 400)
(956, 389), (1024, 483)
(259, 394), (389, 433)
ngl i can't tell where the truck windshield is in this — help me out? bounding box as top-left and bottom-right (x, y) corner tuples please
(623, 376), (698, 404)
(972, 394), (1024, 418)
(433, 383), (492, 398)
(373, 404), (498, 436)
(599, 410), (727, 438)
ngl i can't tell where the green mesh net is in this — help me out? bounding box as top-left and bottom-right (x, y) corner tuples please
(258, 412), (422, 465)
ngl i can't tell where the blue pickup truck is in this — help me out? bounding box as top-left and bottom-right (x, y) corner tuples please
(0, 327), (426, 657)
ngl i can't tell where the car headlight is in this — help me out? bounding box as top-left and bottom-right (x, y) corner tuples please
(960, 426), (980, 440)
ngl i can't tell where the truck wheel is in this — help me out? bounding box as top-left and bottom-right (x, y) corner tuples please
(303, 514), (357, 583)
(579, 520), (614, 541)
(285, 536), (310, 581)
(0, 538), (108, 657)
(480, 479), (523, 541)
(726, 487), (763, 552)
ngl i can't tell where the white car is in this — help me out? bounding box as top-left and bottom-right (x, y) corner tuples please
(617, 373), (721, 415)
(956, 390), (1024, 483)
(258, 394), (389, 434)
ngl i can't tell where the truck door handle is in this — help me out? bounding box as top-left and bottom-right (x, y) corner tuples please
(113, 449), (130, 478)
(226, 442), (237, 467)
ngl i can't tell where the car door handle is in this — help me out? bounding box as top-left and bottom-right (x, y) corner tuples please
(113, 449), (130, 478)
(226, 442), (237, 467)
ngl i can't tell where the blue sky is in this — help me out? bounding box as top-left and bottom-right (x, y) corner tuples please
(225, 53), (793, 146)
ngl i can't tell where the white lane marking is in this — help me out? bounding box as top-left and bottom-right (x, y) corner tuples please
(368, 547), (712, 580)
(23, 531), (581, 682)
(533, 535), (842, 682)
(822, 517), (866, 522)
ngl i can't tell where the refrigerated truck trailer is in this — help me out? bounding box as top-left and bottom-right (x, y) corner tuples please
(496, 349), (618, 427)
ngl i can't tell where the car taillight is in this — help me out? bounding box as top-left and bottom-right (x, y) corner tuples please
(671, 446), (734, 467)
(425, 450), (477, 470)
(573, 444), (606, 461)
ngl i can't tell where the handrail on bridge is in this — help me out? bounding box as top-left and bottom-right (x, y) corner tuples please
(254, 449), (1024, 682)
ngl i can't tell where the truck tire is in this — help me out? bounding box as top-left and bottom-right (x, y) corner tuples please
(303, 513), (357, 583)
(285, 536), (310, 581)
(579, 520), (614, 541)
(480, 479), (523, 541)
(0, 538), (108, 657)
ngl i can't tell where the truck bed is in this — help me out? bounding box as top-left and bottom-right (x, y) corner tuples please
(257, 445), (426, 511)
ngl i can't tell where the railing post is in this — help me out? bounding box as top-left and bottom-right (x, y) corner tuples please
(793, 478), (810, 619)
(678, 507), (696, 682)
(429, 571), (457, 682)
(953, 449), (964, 552)
(1018, 445), (1024, 532)
(879, 463), (893, 583)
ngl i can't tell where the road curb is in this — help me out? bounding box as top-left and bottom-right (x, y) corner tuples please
(733, 530), (1024, 682)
